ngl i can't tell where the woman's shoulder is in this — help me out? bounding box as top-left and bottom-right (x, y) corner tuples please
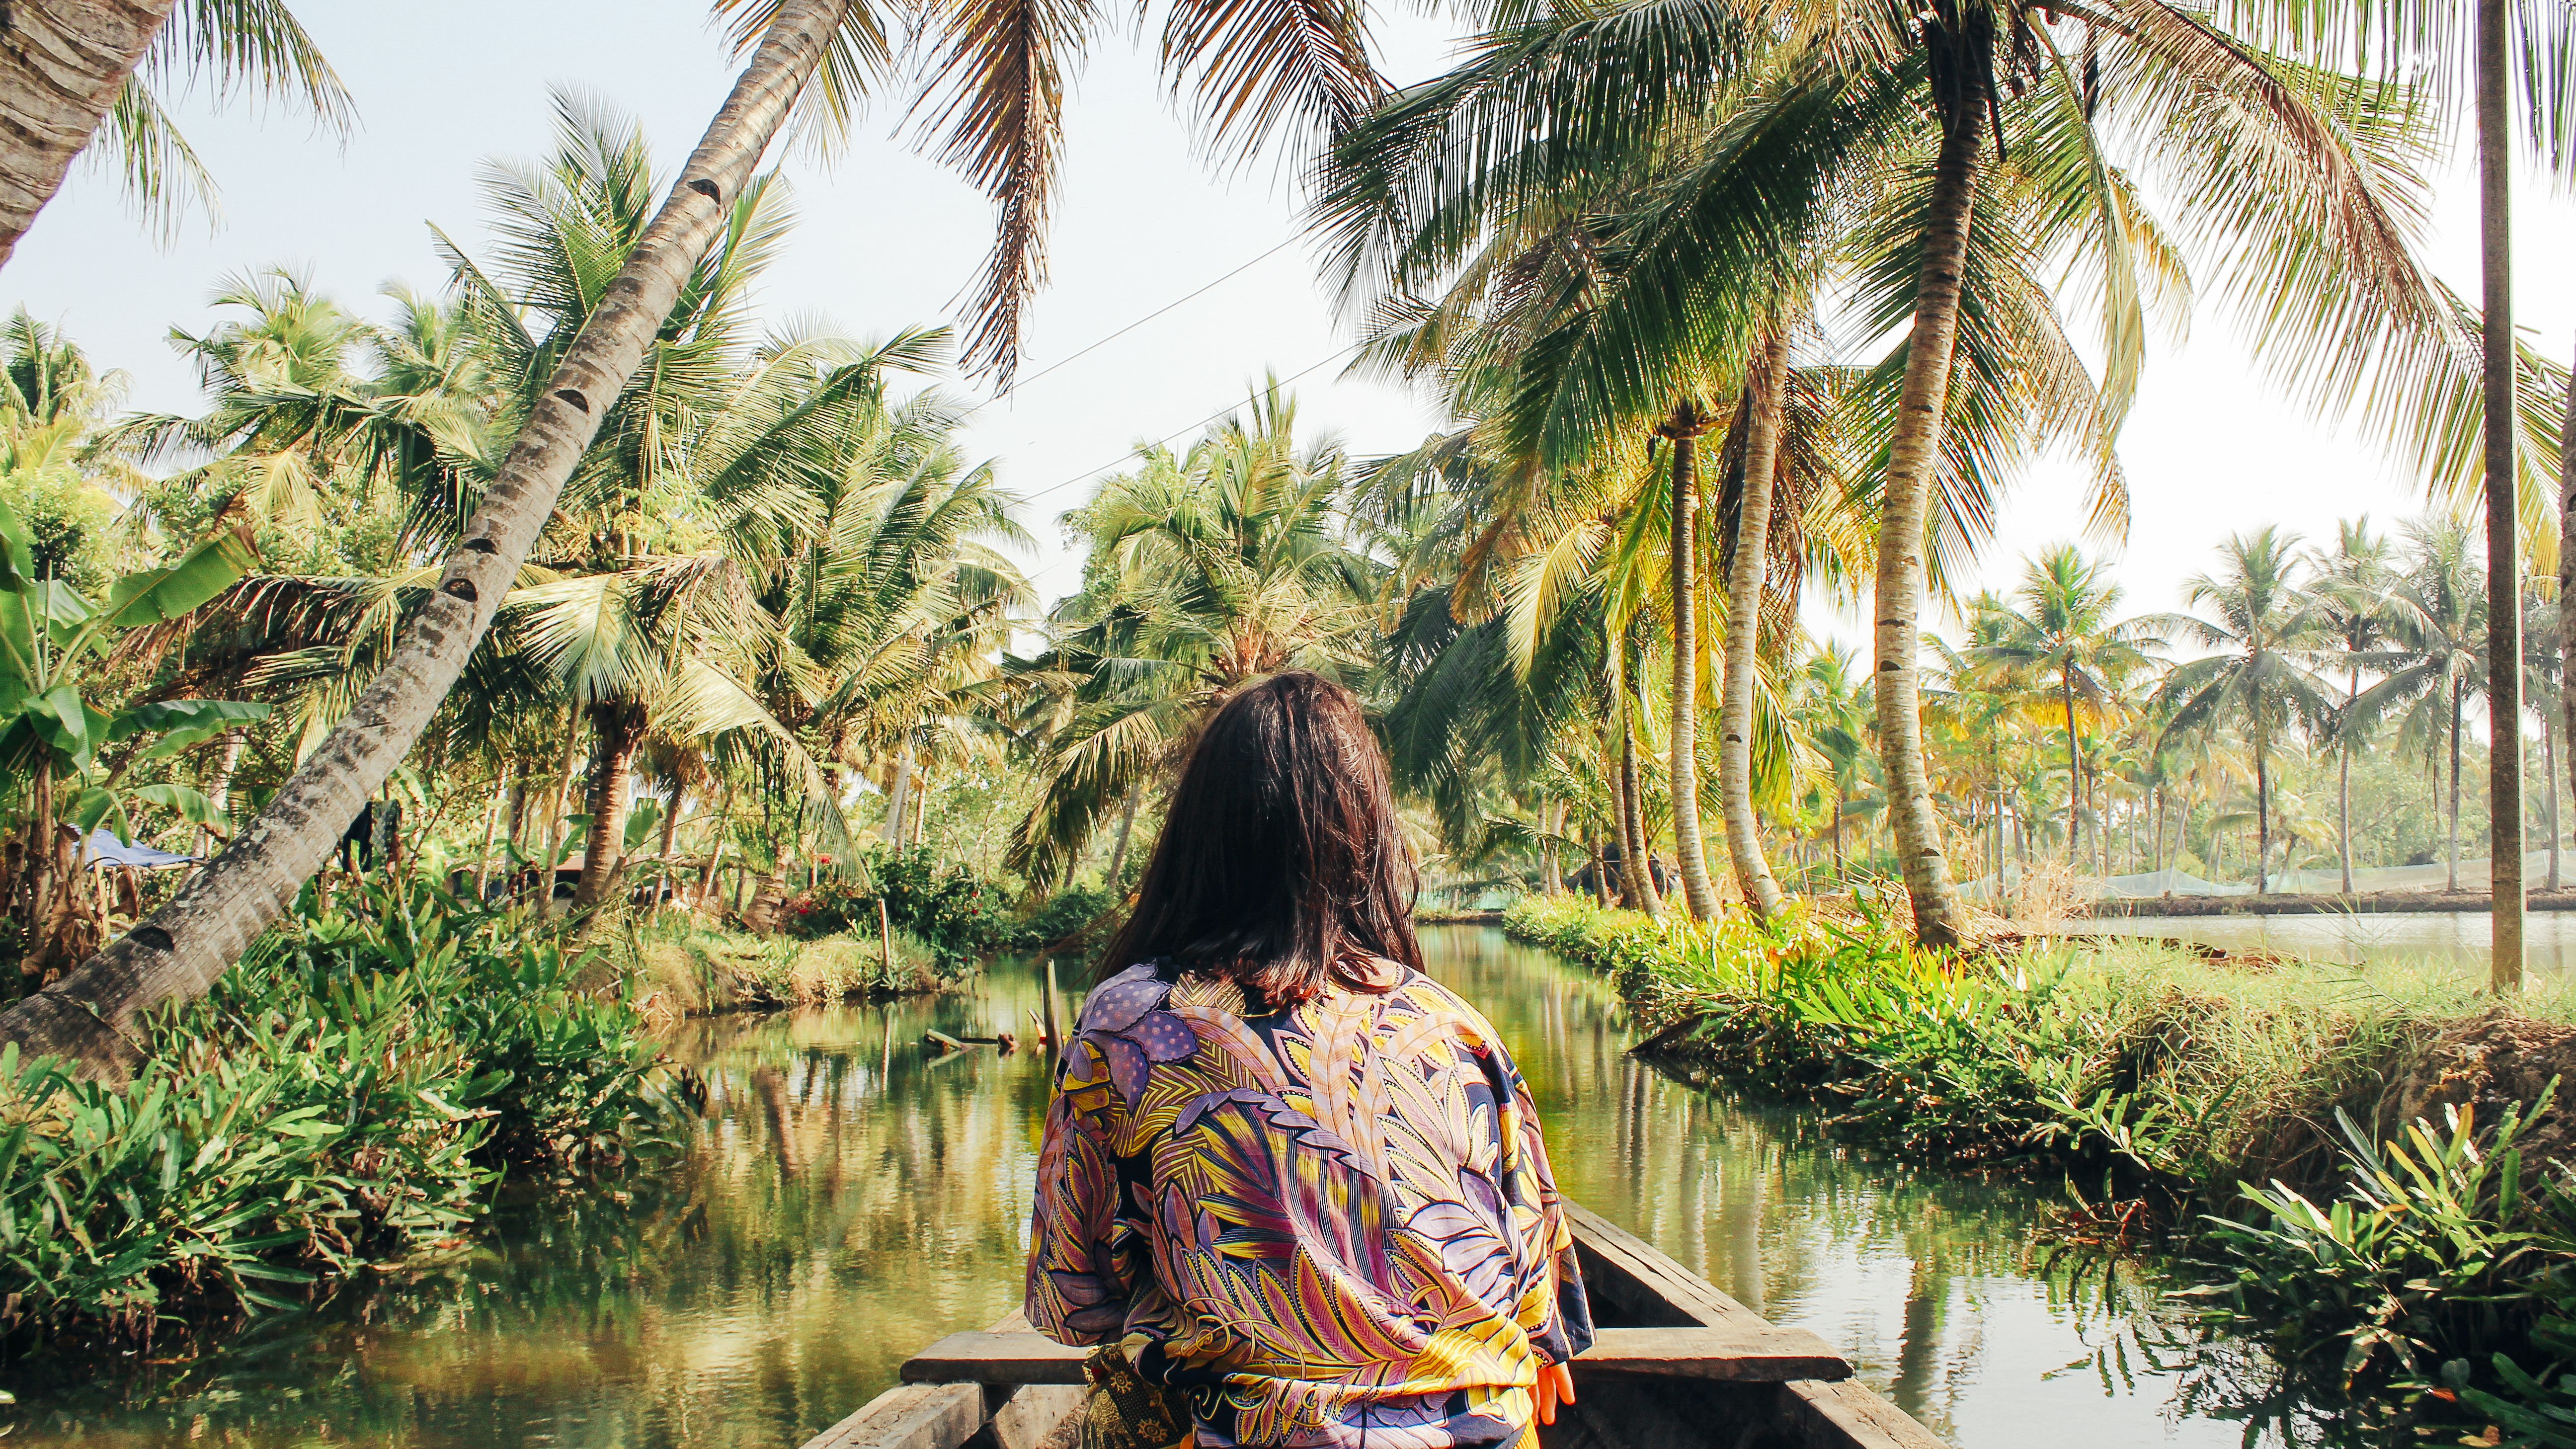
(1384, 970), (1511, 1052)
(1076, 962), (1177, 1032)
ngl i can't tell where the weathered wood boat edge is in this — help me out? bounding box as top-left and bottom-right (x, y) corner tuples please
(797, 1207), (1947, 1449)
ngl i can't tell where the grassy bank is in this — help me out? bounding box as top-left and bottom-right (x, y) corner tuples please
(612, 916), (948, 1014)
(1504, 895), (2576, 1430)
(0, 878), (677, 1356)
(1505, 894), (2558, 1197)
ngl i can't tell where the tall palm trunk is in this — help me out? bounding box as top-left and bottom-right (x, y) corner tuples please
(1105, 793), (1139, 886)
(536, 730), (581, 918)
(2478, 0), (2522, 987)
(1718, 338), (1788, 919)
(2557, 334), (2576, 901)
(0, 0), (179, 269)
(884, 736), (916, 846)
(475, 765), (510, 899)
(698, 780), (735, 905)
(1664, 402), (1722, 918)
(2253, 703), (2271, 894)
(2448, 676), (2466, 892)
(1542, 800), (1565, 895)
(1606, 735), (1639, 909)
(2339, 665), (2358, 893)
(2059, 676), (2082, 862)
(2548, 704), (2563, 890)
(1618, 707), (1664, 917)
(1870, 47), (1983, 949)
(574, 700), (649, 909)
(1, 0), (855, 1071)
(197, 729), (245, 859)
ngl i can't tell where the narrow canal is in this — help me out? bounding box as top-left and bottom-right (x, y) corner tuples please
(10, 927), (2284, 1448)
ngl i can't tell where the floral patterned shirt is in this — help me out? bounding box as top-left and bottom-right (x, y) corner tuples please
(1024, 960), (1594, 1449)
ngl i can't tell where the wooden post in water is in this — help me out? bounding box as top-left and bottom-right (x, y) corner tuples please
(1042, 958), (1061, 1052)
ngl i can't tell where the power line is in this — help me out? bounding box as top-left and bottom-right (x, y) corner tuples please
(988, 235), (1306, 404)
(1014, 338), (1371, 509)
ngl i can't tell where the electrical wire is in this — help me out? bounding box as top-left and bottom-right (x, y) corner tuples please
(987, 235), (1306, 403)
(1011, 338), (1371, 509)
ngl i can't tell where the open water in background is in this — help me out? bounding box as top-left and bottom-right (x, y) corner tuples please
(2082, 909), (2576, 973)
(3, 927), (2317, 1449)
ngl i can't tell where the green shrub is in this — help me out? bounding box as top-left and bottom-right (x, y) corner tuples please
(627, 918), (944, 1008)
(2193, 1086), (2568, 1384)
(0, 875), (675, 1350)
(797, 849), (1122, 968)
(1021, 883), (1120, 952)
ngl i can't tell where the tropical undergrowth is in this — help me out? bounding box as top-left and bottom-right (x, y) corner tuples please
(0, 875), (676, 1356)
(613, 913), (947, 1012)
(794, 846), (1121, 968)
(1506, 894), (2576, 1436)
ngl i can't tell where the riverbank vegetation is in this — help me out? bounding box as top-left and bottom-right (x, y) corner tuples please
(0, 878), (673, 1352)
(1506, 894), (2576, 1430)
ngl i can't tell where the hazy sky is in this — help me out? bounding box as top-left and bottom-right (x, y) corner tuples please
(5, 1), (2570, 638)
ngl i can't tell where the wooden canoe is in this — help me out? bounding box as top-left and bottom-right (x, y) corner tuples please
(798, 1204), (1946, 1449)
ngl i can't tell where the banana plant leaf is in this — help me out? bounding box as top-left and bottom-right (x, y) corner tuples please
(76, 782), (229, 844)
(105, 532), (259, 628)
(623, 799), (665, 854)
(111, 699), (273, 760)
(0, 495), (27, 589)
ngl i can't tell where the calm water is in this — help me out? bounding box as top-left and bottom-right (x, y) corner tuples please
(4, 929), (2297, 1449)
(2083, 909), (2576, 974)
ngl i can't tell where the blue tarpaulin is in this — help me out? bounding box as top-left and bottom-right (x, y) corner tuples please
(84, 829), (198, 871)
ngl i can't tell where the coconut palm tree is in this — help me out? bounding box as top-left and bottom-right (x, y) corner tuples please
(2308, 518), (2399, 893)
(1788, 641), (1873, 882)
(1972, 545), (2163, 869)
(1318, 0), (2565, 943)
(1010, 387), (1377, 882)
(2353, 519), (2493, 894)
(5, 0), (1415, 1069)
(1, 5), (847, 1068)
(2156, 528), (2337, 894)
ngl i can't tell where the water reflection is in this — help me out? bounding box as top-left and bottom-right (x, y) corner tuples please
(7, 930), (2292, 1449)
(2079, 910), (2576, 975)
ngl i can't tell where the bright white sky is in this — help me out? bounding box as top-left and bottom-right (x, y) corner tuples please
(4, 1), (2570, 637)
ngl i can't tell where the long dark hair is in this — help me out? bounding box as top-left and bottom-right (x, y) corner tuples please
(1098, 670), (1421, 1001)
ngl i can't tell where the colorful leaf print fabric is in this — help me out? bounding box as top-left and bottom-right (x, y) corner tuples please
(1024, 961), (1595, 1449)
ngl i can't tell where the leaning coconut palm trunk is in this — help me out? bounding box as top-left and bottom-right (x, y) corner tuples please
(1718, 334), (1788, 919)
(1871, 47), (1980, 950)
(0, 0), (179, 269)
(1662, 401), (1722, 919)
(0, 0), (853, 1072)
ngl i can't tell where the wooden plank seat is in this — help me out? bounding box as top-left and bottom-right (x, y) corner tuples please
(803, 1207), (1947, 1449)
(901, 1325), (1850, 1388)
